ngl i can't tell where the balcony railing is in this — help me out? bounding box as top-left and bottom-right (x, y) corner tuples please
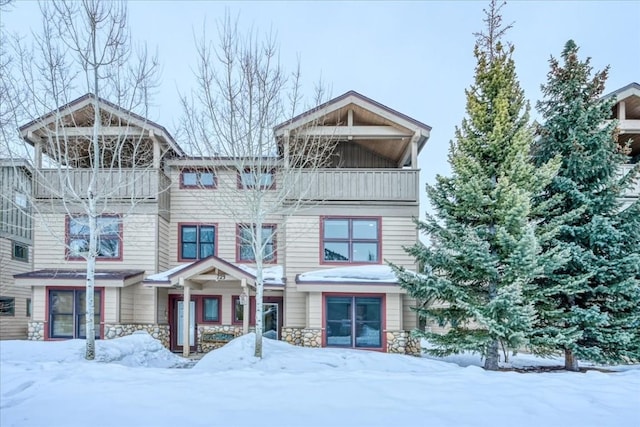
(34, 168), (171, 216)
(289, 168), (419, 202)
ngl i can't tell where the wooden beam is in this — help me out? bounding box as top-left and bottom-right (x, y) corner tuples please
(39, 127), (147, 137)
(181, 278), (191, 357)
(399, 131), (421, 167)
(296, 125), (411, 139)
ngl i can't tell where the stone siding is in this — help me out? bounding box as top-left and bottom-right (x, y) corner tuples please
(386, 330), (421, 356)
(27, 321), (45, 340)
(281, 327), (322, 348)
(104, 324), (170, 348)
(196, 325), (253, 353)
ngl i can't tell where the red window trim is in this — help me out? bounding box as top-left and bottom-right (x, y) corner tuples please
(179, 168), (217, 189)
(236, 168), (276, 190)
(321, 292), (387, 351)
(235, 223), (278, 264)
(177, 222), (218, 262)
(168, 294), (222, 325)
(232, 295), (256, 325)
(65, 214), (123, 262)
(44, 286), (106, 340)
(319, 216), (382, 266)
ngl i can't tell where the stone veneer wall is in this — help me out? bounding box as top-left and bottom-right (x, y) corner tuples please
(386, 330), (421, 356)
(27, 321), (44, 340)
(196, 325), (255, 353)
(104, 324), (170, 348)
(281, 327), (322, 348)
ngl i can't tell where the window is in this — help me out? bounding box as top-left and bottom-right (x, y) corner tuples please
(232, 295), (255, 324)
(48, 289), (102, 339)
(15, 192), (28, 209)
(12, 241), (28, 262)
(325, 296), (382, 349)
(237, 224), (276, 263)
(179, 224), (216, 261)
(0, 297), (15, 316)
(180, 169), (216, 189)
(322, 217), (380, 263)
(238, 168), (275, 189)
(202, 298), (220, 322)
(26, 298), (32, 317)
(67, 215), (122, 260)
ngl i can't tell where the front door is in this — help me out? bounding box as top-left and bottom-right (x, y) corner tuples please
(175, 300), (196, 352)
(263, 302), (279, 340)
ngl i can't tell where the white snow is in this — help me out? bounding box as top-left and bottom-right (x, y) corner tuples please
(1, 333), (639, 427)
(297, 264), (402, 283)
(234, 264), (284, 285)
(144, 262), (194, 282)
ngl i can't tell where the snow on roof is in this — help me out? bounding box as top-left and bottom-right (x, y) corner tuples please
(235, 264), (284, 285)
(297, 265), (403, 283)
(144, 263), (194, 282)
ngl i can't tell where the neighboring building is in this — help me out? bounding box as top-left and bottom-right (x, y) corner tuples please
(604, 82), (640, 207)
(0, 159), (33, 339)
(13, 91), (431, 356)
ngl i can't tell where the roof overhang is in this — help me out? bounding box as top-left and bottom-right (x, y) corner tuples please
(14, 269), (145, 288)
(295, 282), (406, 293)
(142, 255), (284, 290)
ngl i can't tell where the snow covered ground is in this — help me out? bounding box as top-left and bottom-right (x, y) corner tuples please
(1, 332), (639, 427)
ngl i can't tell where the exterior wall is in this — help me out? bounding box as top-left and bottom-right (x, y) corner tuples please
(32, 212), (159, 273)
(0, 238), (32, 339)
(329, 141), (396, 168)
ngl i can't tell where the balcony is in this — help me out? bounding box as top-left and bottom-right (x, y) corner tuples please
(34, 168), (171, 218)
(289, 168), (419, 202)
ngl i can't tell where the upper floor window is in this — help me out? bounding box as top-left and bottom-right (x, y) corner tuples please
(67, 215), (122, 260)
(14, 192), (28, 209)
(238, 168), (275, 190)
(179, 224), (216, 261)
(322, 217), (380, 264)
(12, 241), (28, 262)
(180, 169), (216, 189)
(237, 224), (276, 263)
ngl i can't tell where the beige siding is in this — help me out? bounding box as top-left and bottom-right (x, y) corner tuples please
(386, 293), (402, 330)
(307, 292), (322, 328)
(0, 238), (32, 339)
(32, 286), (46, 323)
(157, 287), (168, 324)
(402, 295), (418, 330)
(132, 284), (156, 323)
(103, 287), (119, 324)
(157, 217), (170, 271)
(33, 213), (159, 273)
(120, 285), (134, 323)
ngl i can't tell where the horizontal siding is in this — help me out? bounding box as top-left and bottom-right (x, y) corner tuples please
(0, 238), (32, 339)
(284, 288), (306, 328)
(158, 218), (170, 271)
(132, 284), (156, 323)
(386, 293), (401, 331)
(120, 286), (134, 323)
(33, 213), (159, 274)
(307, 292), (322, 328)
(32, 287), (46, 323)
(402, 295), (418, 330)
(0, 166), (32, 242)
(103, 287), (119, 324)
(157, 288), (168, 324)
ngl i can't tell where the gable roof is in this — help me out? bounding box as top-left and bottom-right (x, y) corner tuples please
(19, 93), (184, 156)
(602, 82), (640, 101)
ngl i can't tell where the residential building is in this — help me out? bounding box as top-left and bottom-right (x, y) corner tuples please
(0, 159), (33, 339)
(13, 91), (431, 355)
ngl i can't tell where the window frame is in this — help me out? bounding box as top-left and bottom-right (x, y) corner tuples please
(0, 297), (15, 316)
(178, 223), (218, 262)
(236, 224), (277, 264)
(201, 296), (221, 324)
(237, 168), (276, 190)
(26, 298), (32, 317)
(65, 214), (123, 261)
(320, 216), (382, 265)
(12, 241), (29, 262)
(46, 287), (104, 339)
(232, 295), (256, 325)
(179, 168), (217, 189)
(323, 293), (386, 350)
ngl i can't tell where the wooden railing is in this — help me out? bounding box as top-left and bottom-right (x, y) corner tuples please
(34, 168), (171, 214)
(289, 168), (419, 202)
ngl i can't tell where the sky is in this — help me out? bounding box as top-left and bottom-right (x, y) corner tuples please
(1, 332), (639, 427)
(2, 0), (639, 219)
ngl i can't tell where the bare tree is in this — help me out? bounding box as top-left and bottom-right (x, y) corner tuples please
(180, 15), (337, 358)
(3, 0), (162, 359)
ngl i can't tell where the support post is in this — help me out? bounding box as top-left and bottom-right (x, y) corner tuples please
(181, 277), (191, 357)
(151, 131), (161, 169)
(618, 100), (626, 121)
(411, 133), (419, 169)
(242, 278), (249, 335)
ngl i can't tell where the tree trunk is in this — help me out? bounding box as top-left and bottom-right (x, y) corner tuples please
(484, 339), (500, 370)
(254, 225), (264, 358)
(565, 348), (579, 371)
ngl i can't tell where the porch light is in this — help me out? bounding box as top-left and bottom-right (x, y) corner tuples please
(239, 291), (249, 306)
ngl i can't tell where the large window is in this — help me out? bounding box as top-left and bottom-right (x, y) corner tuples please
(49, 289), (101, 339)
(238, 168), (275, 189)
(202, 298), (220, 322)
(67, 215), (122, 260)
(237, 224), (276, 263)
(0, 297), (15, 316)
(180, 169), (216, 189)
(179, 224), (216, 261)
(325, 296), (382, 349)
(322, 217), (380, 263)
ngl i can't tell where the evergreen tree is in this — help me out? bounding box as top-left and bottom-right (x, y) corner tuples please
(530, 40), (640, 370)
(393, 0), (559, 370)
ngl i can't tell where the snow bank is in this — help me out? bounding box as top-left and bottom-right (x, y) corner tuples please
(297, 265), (401, 283)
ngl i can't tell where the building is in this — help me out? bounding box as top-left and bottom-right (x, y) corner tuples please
(12, 91), (431, 355)
(0, 159), (33, 339)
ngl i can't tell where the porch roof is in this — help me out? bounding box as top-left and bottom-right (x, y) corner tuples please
(13, 269), (145, 288)
(295, 265), (415, 293)
(142, 255), (285, 289)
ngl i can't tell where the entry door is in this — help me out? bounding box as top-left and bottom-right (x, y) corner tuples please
(176, 300), (196, 348)
(263, 302), (279, 340)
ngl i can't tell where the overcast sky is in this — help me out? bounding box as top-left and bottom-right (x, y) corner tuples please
(4, 1), (639, 219)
